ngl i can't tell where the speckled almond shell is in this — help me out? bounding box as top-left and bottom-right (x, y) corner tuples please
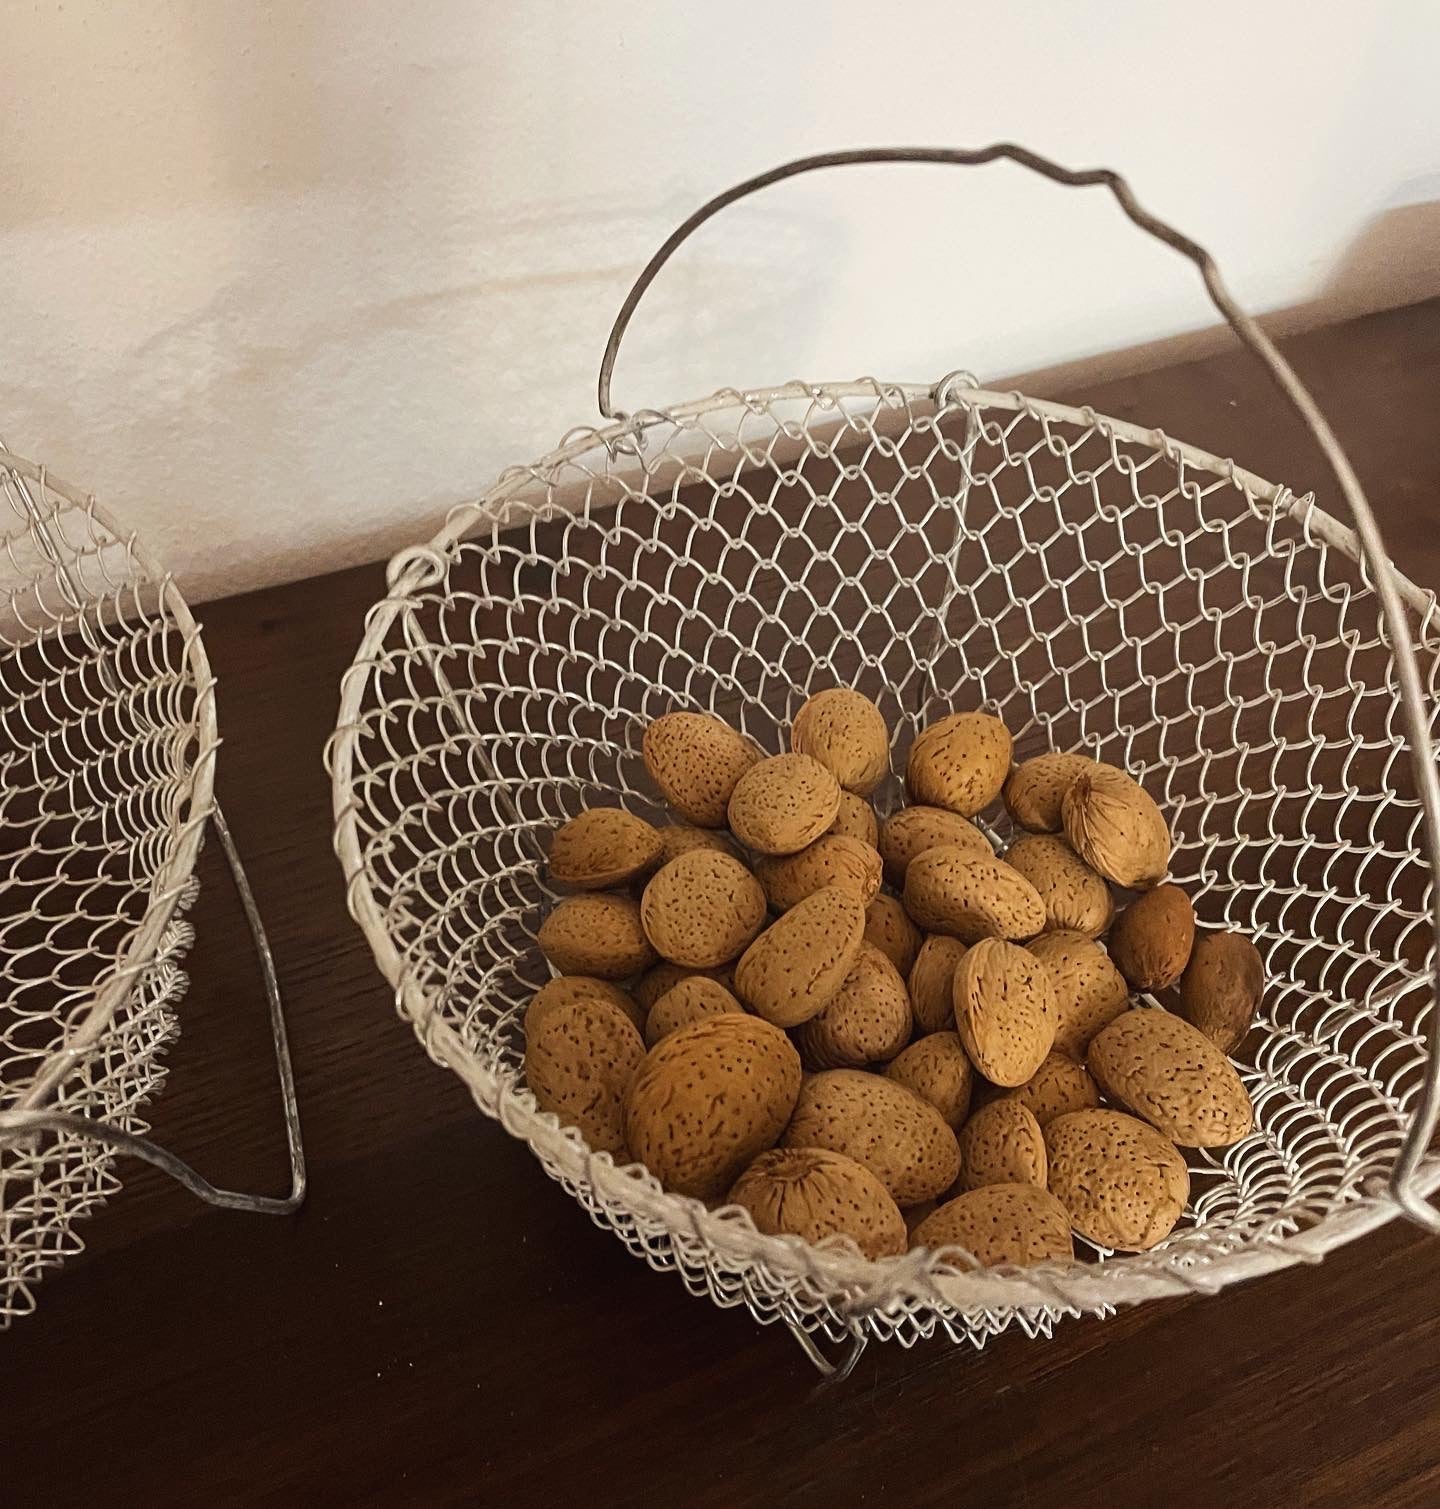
(1178, 930), (1264, 1054)
(524, 975), (645, 1038)
(631, 961), (735, 1012)
(877, 805), (992, 886)
(1004, 834), (1114, 939)
(906, 711), (1013, 816)
(755, 834), (883, 912)
(863, 893), (923, 976)
(640, 850), (766, 968)
(1001, 1051), (1101, 1127)
(733, 884), (866, 1028)
(1027, 930), (1130, 1057)
(790, 688), (891, 795)
(654, 823), (742, 866)
(624, 1015), (802, 1199)
(644, 976), (745, 1047)
(727, 1146), (906, 1260)
(828, 791), (880, 848)
(907, 935), (969, 1035)
(902, 849), (1046, 943)
(884, 1031), (973, 1128)
(727, 753), (843, 856)
(957, 1099), (1047, 1191)
(642, 711), (761, 828)
(1087, 1007), (1253, 1147)
(1061, 764), (1172, 889)
(536, 893), (656, 979)
(782, 1069), (961, 1205)
(911, 1184), (1074, 1267)
(548, 807), (664, 890)
(1046, 1108), (1189, 1251)
(1003, 752), (1097, 833)
(794, 942), (912, 1069)
(524, 998), (647, 1158)
(1109, 883), (1196, 991)
(952, 938), (1057, 1087)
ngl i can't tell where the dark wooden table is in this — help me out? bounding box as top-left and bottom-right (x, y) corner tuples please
(6, 300), (1440, 1508)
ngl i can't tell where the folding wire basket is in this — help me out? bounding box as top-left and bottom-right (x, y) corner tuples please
(329, 147), (1440, 1376)
(0, 444), (304, 1327)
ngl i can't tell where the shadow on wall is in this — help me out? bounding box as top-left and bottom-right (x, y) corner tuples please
(1016, 194), (1440, 396)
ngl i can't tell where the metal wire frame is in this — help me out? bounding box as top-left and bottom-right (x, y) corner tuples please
(0, 445), (305, 1326)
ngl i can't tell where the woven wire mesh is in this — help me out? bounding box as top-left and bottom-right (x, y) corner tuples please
(331, 378), (1440, 1347)
(0, 455), (215, 1325)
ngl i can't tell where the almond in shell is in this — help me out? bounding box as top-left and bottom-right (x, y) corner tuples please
(1087, 1006), (1253, 1147)
(525, 975), (645, 1038)
(1027, 930), (1129, 1056)
(537, 893), (656, 979)
(1109, 883), (1196, 991)
(727, 1146), (906, 1260)
(907, 934), (969, 1035)
(906, 711), (1013, 816)
(1046, 1108), (1189, 1251)
(911, 1184), (1074, 1266)
(1178, 930), (1265, 1054)
(956, 1099), (1048, 1190)
(1061, 764), (1171, 889)
(952, 937), (1057, 1087)
(654, 824), (741, 866)
(883, 1030), (974, 1128)
(645, 976), (746, 1047)
(727, 753), (842, 856)
(755, 834), (883, 911)
(904, 849), (1046, 944)
(782, 1069), (961, 1205)
(1000, 1051), (1101, 1127)
(877, 805), (992, 886)
(828, 791), (879, 847)
(549, 807), (663, 890)
(1003, 752), (1097, 833)
(734, 883), (866, 1027)
(525, 998), (647, 1157)
(639, 850), (766, 968)
(1004, 834), (1114, 939)
(631, 961), (734, 1011)
(624, 1015), (802, 1199)
(790, 688), (890, 795)
(643, 711), (760, 827)
(795, 943), (912, 1069)
(863, 893), (923, 976)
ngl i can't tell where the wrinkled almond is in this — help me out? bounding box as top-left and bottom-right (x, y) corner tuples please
(1109, 883), (1196, 991)
(907, 935), (969, 1035)
(640, 850), (766, 968)
(791, 688), (890, 795)
(734, 884), (866, 1027)
(1178, 930), (1265, 1054)
(952, 937), (1057, 1087)
(549, 807), (663, 890)
(863, 892), (923, 976)
(1027, 930), (1130, 1056)
(537, 893), (655, 979)
(903, 849), (1046, 943)
(1061, 764), (1171, 889)
(1001, 1051), (1101, 1127)
(884, 1031), (974, 1128)
(1046, 1108), (1189, 1251)
(645, 976), (746, 1047)
(1004, 834), (1114, 939)
(755, 834), (883, 911)
(878, 805), (993, 886)
(728, 1146), (906, 1260)
(1088, 1006), (1253, 1148)
(643, 711), (761, 827)
(906, 711), (1013, 816)
(956, 1099), (1047, 1190)
(911, 1184), (1073, 1266)
(796, 943), (912, 1069)
(525, 975), (645, 1038)
(631, 961), (734, 1011)
(525, 998), (647, 1158)
(828, 791), (880, 847)
(727, 753), (842, 855)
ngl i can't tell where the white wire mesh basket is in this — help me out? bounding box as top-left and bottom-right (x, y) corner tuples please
(0, 444), (304, 1328)
(329, 148), (1440, 1376)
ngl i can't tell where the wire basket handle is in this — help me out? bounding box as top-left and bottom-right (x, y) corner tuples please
(598, 144), (1440, 1234)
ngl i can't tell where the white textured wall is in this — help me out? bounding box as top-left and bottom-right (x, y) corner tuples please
(4, 0), (1439, 602)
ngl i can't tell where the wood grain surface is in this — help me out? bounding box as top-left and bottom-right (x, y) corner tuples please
(4, 300), (1440, 1508)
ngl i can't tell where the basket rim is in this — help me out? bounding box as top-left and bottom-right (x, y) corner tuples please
(328, 376), (1440, 1317)
(1, 450), (218, 1114)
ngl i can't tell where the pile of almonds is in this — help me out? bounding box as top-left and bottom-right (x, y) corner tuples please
(524, 691), (1265, 1268)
